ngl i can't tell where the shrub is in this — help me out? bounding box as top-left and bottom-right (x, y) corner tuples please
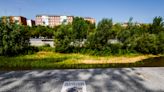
(42, 44), (51, 47)
(87, 18), (113, 50)
(0, 23), (30, 56)
(24, 46), (39, 55)
(135, 33), (159, 54)
(109, 43), (123, 55)
(38, 46), (55, 52)
(158, 31), (164, 54)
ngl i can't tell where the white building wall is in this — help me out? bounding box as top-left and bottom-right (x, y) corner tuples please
(30, 39), (54, 47)
(60, 16), (68, 24)
(42, 16), (49, 26)
(27, 20), (32, 27)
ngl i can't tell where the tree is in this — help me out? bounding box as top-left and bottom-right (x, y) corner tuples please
(29, 26), (54, 39)
(127, 17), (134, 29)
(112, 23), (123, 39)
(85, 20), (96, 32)
(72, 17), (89, 41)
(158, 31), (164, 54)
(150, 16), (164, 34)
(117, 29), (131, 43)
(0, 22), (30, 56)
(87, 18), (113, 50)
(140, 24), (150, 33)
(135, 33), (158, 54)
(54, 24), (73, 52)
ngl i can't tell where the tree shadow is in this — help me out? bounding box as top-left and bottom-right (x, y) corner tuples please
(0, 68), (164, 92)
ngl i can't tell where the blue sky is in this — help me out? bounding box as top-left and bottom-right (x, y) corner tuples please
(0, 0), (164, 23)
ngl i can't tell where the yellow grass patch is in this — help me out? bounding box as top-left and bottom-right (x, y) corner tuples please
(22, 51), (161, 64)
(80, 55), (159, 64)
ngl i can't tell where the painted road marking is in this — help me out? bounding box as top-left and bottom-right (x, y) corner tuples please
(61, 81), (87, 92)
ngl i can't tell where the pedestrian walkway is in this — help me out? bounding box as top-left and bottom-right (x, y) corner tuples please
(0, 68), (164, 92)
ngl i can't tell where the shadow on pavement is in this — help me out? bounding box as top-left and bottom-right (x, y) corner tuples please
(0, 68), (164, 92)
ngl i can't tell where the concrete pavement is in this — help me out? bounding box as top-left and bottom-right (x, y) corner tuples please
(0, 67), (164, 92)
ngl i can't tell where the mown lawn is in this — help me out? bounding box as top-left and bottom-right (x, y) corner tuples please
(0, 51), (164, 70)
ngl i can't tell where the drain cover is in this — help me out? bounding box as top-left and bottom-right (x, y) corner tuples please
(61, 81), (87, 92)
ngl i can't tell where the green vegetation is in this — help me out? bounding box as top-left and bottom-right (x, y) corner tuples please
(54, 16), (164, 55)
(0, 16), (164, 70)
(0, 51), (163, 70)
(29, 25), (54, 39)
(1, 16), (163, 56)
(0, 21), (31, 56)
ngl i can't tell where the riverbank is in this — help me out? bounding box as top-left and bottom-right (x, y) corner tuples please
(0, 51), (163, 70)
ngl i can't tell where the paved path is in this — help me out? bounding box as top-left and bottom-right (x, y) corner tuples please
(0, 68), (164, 92)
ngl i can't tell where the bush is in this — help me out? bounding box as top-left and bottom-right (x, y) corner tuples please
(109, 43), (123, 55)
(158, 31), (164, 54)
(135, 33), (159, 54)
(24, 46), (39, 55)
(87, 19), (113, 50)
(42, 44), (51, 47)
(0, 23), (30, 56)
(54, 24), (73, 53)
(38, 46), (55, 52)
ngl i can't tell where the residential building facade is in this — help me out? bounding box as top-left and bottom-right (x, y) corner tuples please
(27, 19), (35, 27)
(10, 16), (27, 25)
(36, 15), (95, 27)
(36, 15), (74, 27)
(1, 16), (27, 25)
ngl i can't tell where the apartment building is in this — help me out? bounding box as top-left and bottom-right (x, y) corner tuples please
(36, 15), (95, 27)
(84, 17), (96, 24)
(10, 16), (27, 25)
(1, 16), (27, 25)
(36, 15), (73, 27)
(27, 19), (35, 27)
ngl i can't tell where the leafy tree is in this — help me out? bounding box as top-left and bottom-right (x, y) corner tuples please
(117, 29), (131, 43)
(87, 18), (113, 50)
(112, 23), (123, 39)
(54, 24), (73, 52)
(29, 26), (54, 39)
(140, 24), (151, 33)
(150, 16), (164, 34)
(72, 17), (89, 41)
(127, 17), (134, 29)
(135, 33), (158, 54)
(158, 31), (164, 54)
(85, 20), (96, 32)
(0, 21), (30, 56)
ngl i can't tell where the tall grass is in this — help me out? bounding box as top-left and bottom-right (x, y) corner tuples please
(0, 51), (163, 70)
